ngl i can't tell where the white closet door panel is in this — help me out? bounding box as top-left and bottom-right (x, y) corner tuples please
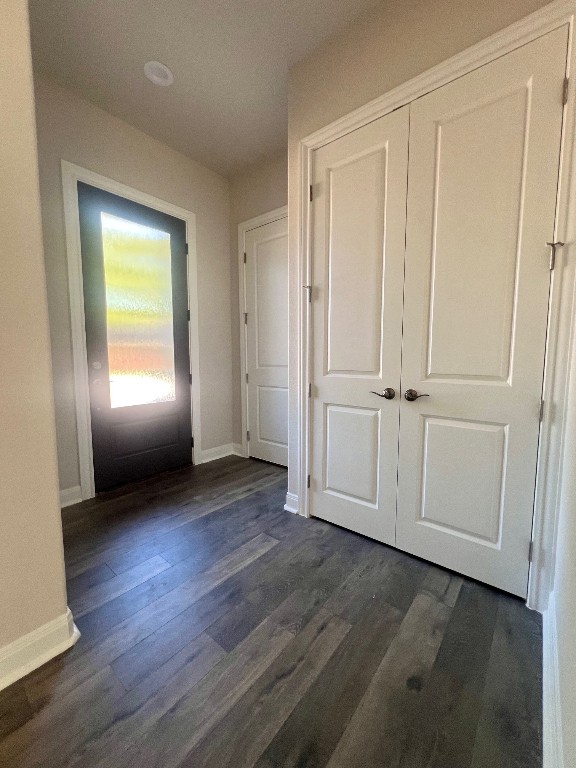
(397, 27), (568, 596)
(418, 417), (507, 544)
(245, 217), (288, 466)
(327, 150), (387, 375)
(310, 106), (409, 544)
(426, 86), (527, 381)
(325, 404), (380, 505)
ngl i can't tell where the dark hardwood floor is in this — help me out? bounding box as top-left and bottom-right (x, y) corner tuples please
(0, 456), (542, 767)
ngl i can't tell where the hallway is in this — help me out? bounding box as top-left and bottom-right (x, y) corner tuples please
(0, 457), (541, 767)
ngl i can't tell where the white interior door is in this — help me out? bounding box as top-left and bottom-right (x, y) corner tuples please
(309, 106), (409, 544)
(397, 27), (568, 596)
(245, 217), (288, 466)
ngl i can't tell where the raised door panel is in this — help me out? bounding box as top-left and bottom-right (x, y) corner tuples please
(257, 386), (288, 446)
(397, 27), (568, 596)
(327, 149), (386, 375)
(245, 217), (288, 466)
(309, 106), (409, 544)
(324, 405), (380, 507)
(255, 237), (288, 369)
(426, 87), (527, 382)
(418, 417), (506, 544)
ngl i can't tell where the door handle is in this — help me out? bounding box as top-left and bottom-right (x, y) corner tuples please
(404, 389), (430, 401)
(370, 388), (396, 400)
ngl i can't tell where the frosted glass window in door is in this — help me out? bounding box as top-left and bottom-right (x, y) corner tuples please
(101, 212), (176, 408)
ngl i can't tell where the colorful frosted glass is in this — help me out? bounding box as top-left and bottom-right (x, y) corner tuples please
(101, 212), (176, 408)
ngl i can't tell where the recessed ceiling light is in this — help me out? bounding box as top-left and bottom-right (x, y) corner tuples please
(144, 61), (174, 86)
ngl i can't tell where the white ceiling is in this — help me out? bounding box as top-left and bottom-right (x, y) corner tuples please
(29, 0), (380, 177)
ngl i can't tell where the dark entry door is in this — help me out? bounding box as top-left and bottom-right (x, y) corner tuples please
(78, 182), (192, 492)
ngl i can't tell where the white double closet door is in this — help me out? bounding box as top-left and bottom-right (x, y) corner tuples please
(309, 28), (568, 597)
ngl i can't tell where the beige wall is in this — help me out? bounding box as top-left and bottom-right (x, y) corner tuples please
(286, 0), (551, 501)
(0, 1), (67, 646)
(230, 152), (288, 228)
(34, 76), (233, 491)
(229, 152), (288, 445)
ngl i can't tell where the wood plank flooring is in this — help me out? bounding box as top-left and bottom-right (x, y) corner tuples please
(0, 456), (542, 767)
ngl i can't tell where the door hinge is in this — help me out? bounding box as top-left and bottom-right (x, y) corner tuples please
(547, 241), (564, 271)
(244, 312), (248, 324)
(187, 309), (191, 321)
(185, 242), (189, 255)
(563, 76), (569, 106)
(307, 474), (311, 489)
(309, 184), (313, 202)
(308, 382), (312, 398)
(243, 252), (247, 264)
(528, 540), (534, 563)
(189, 373), (192, 385)
(246, 373), (249, 383)
(191, 436), (194, 448)
(247, 430), (250, 441)
(539, 399), (544, 422)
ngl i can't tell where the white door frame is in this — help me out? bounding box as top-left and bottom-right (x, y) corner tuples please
(61, 160), (202, 501)
(294, 0), (576, 612)
(237, 206), (288, 459)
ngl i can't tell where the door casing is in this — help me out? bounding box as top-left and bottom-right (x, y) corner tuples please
(62, 161), (202, 502)
(293, 0), (576, 612)
(237, 206), (288, 461)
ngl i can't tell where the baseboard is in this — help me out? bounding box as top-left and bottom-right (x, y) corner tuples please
(232, 443), (246, 457)
(284, 492), (299, 514)
(0, 608), (80, 692)
(543, 591), (564, 768)
(60, 485), (83, 508)
(198, 444), (236, 464)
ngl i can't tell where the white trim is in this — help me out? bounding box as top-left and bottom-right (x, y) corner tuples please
(298, 138), (313, 520)
(239, 207), (288, 233)
(301, 0), (575, 149)
(296, 0), (576, 608)
(60, 485), (82, 508)
(284, 492), (299, 514)
(196, 443), (237, 464)
(529, 27), (576, 610)
(237, 206), (288, 460)
(0, 608), (80, 692)
(176, 443), (245, 465)
(543, 592), (565, 768)
(185, 218), (202, 470)
(61, 161), (202, 500)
